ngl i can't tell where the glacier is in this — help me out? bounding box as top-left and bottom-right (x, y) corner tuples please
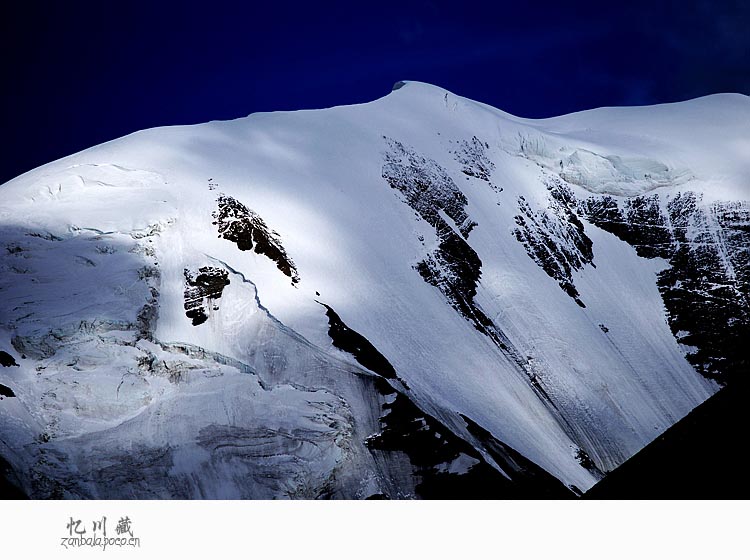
(0, 81), (747, 498)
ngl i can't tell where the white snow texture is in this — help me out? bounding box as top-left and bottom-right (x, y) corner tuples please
(2, 81), (747, 498)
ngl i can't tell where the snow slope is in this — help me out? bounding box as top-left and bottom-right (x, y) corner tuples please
(1, 81), (747, 498)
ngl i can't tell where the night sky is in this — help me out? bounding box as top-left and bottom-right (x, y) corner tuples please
(2, 0), (749, 184)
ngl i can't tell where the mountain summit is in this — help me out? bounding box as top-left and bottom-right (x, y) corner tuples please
(0, 82), (747, 498)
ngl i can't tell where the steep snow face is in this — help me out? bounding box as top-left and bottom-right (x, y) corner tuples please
(1, 81), (747, 497)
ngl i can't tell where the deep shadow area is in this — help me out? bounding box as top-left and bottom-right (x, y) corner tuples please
(0, 457), (27, 499)
(319, 300), (573, 499)
(0, 384), (15, 398)
(0, 351), (19, 367)
(318, 302), (396, 380)
(586, 376), (749, 499)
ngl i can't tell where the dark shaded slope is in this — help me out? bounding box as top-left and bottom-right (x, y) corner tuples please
(585, 378), (750, 499)
(213, 195), (299, 284)
(0, 457), (27, 499)
(581, 193), (750, 385)
(0, 351), (19, 367)
(320, 301), (573, 499)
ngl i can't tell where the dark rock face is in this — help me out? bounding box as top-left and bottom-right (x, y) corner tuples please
(0, 351), (19, 367)
(213, 195), (299, 284)
(381, 139), (573, 428)
(451, 136), (501, 192)
(513, 179), (594, 307)
(383, 137), (477, 236)
(369, 380), (572, 499)
(414, 232), (492, 332)
(717, 201), (750, 297)
(574, 447), (603, 477)
(183, 266), (230, 326)
(0, 383), (15, 398)
(581, 193), (672, 259)
(382, 138), (500, 338)
(321, 301), (572, 499)
(459, 415), (578, 497)
(319, 303), (396, 380)
(581, 191), (750, 385)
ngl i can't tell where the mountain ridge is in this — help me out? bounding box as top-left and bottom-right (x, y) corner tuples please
(0, 82), (745, 498)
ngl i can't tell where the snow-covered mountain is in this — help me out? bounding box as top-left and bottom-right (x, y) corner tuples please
(1, 81), (747, 498)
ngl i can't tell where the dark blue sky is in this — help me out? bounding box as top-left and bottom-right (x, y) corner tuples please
(2, 0), (748, 184)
